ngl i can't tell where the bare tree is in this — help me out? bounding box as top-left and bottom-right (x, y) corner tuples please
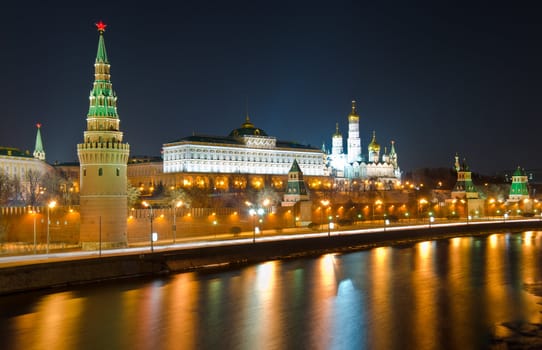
(165, 187), (191, 207)
(23, 170), (43, 206)
(0, 173), (17, 206)
(255, 186), (281, 207)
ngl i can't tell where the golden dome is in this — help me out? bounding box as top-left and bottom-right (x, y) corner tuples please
(229, 115), (268, 137)
(368, 131), (380, 152)
(348, 100), (359, 122)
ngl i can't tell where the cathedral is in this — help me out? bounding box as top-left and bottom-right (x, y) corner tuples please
(326, 101), (401, 189)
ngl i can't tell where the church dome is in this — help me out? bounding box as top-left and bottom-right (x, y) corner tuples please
(348, 100), (359, 122)
(229, 116), (268, 137)
(368, 131), (380, 152)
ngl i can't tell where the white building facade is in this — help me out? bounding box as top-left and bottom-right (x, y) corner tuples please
(0, 148), (51, 180)
(327, 101), (401, 188)
(163, 117), (325, 176)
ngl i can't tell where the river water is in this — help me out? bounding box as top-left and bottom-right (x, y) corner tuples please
(2, 231), (542, 350)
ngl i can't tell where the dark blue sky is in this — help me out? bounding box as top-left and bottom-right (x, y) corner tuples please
(1, 2), (541, 175)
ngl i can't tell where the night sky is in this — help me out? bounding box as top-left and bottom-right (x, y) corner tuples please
(2, 2), (542, 175)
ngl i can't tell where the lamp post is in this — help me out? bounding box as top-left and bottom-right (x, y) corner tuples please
(320, 199), (330, 232)
(418, 198), (429, 223)
(143, 201), (155, 252)
(29, 209), (37, 254)
(172, 200), (182, 244)
(257, 207), (264, 235)
(373, 199), (382, 223)
(46, 200), (56, 255)
(261, 199), (269, 233)
(249, 208), (256, 243)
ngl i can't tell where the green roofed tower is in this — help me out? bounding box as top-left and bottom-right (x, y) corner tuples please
(509, 166), (529, 202)
(282, 159), (310, 204)
(451, 153), (479, 199)
(77, 21), (130, 250)
(33, 123), (45, 161)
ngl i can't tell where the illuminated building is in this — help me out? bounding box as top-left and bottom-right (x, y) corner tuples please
(0, 123), (52, 183)
(77, 22), (130, 249)
(508, 166), (529, 202)
(326, 101), (401, 187)
(451, 153), (479, 199)
(282, 159), (310, 205)
(163, 115), (325, 176)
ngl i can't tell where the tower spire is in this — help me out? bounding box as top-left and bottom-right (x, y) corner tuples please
(390, 140), (396, 155)
(33, 123), (45, 161)
(95, 21), (108, 63)
(88, 21), (118, 120)
(245, 97), (249, 120)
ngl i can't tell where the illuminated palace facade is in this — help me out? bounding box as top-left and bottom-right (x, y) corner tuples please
(163, 116), (325, 176)
(326, 101), (401, 189)
(0, 124), (52, 186)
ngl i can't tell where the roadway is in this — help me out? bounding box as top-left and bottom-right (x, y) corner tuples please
(1, 217), (539, 267)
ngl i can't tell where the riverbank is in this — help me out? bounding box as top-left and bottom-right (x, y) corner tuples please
(1, 220), (541, 295)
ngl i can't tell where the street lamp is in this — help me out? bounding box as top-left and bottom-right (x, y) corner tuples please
(373, 199), (383, 222)
(29, 209), (37, 254)
(46, 200), (56, 255)
(172, 200), (183, 244)
(257, 207), (264, 234)
(142, 201), (155, 252)
(321, 199), (330, 232)
(418, 198), (428, 222)
(249, 208), (256, 243)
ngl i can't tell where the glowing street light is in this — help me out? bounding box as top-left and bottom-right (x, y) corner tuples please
(373, 199), (383, 222)
(142, 201), (155, 252)
(249, 208), (257, 243)
(172, 200), (183, 244)
(46, 200), (56, 255)
(321, 199), (330, 232)
(29, 209), (37, 254)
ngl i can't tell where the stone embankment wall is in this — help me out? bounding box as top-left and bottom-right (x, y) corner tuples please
(1, 220), (541, 295)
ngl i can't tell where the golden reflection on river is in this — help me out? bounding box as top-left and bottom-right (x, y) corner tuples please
(3, 231), (542, 350)
(12, 292), (82, 350)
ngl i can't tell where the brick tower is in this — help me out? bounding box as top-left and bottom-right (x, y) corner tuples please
(77, 21), (130, 249)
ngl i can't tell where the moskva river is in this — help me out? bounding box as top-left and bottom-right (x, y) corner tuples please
(2, 231), (542, 350)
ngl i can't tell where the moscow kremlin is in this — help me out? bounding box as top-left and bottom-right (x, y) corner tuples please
(0, 22), (539, 250)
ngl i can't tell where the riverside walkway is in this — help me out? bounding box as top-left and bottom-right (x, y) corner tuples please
(1, 217), (539, 267)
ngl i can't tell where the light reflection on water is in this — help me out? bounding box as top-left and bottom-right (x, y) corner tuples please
(1, 231), (542, 350)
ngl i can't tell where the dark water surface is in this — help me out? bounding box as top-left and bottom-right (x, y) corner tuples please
(2, 231), (542, 350)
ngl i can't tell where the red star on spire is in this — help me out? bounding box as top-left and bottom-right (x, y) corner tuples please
(36, 123), (42, 129)
(96, 21), (107, 33)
